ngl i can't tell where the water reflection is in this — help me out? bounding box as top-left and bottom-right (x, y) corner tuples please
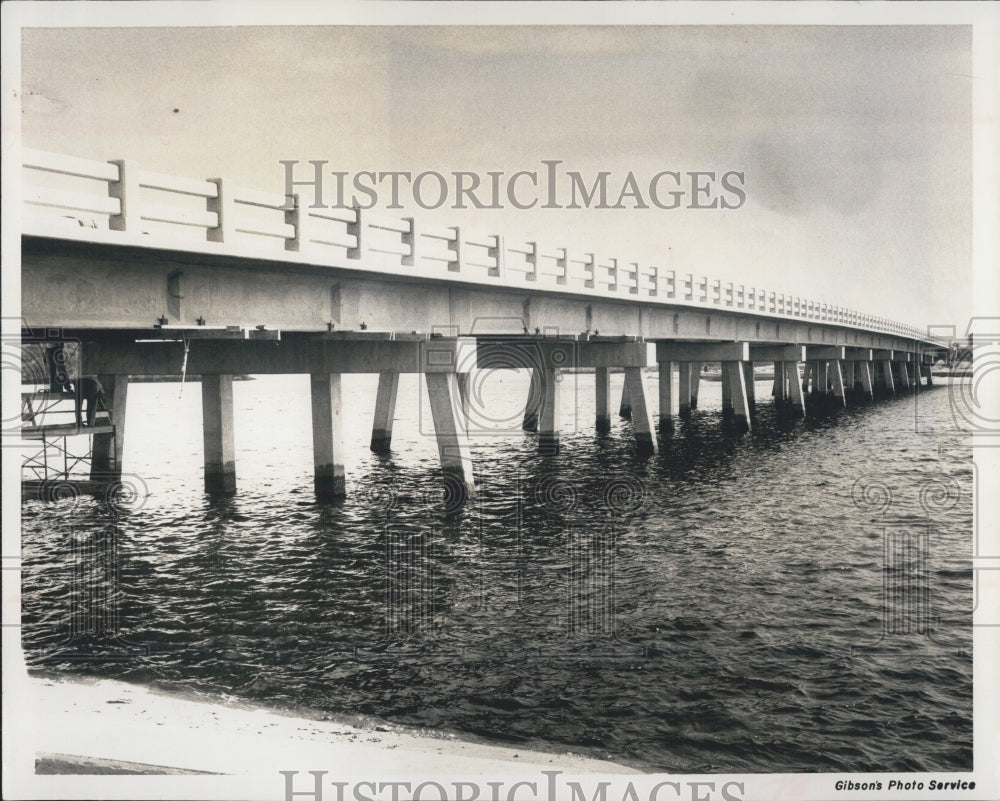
(20, 379), (973, 772)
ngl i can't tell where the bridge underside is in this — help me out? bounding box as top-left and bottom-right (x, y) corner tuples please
(20, 236), (945, 503)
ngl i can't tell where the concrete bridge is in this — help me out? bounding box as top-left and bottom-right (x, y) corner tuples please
(18, 149), (947, 502)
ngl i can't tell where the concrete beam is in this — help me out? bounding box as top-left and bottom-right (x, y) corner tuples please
(844, 347), (874, 361)
(655, 341), (749, 363)
(475, 338), (646, 370)
(805, 346), (846, 361)
(202, 374), (236, 494)
(749, 344), (806, 362)
(25, 236), (941, 355)
(82, 337), (476, 376)
(311, 373), (346, 500)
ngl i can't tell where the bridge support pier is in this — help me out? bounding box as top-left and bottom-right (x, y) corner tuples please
(624, 367), (656, 454)
(859, 361), (874, 399)
(786, 362), (806, 416)
(538, 368), (561, 455)
(311, 373), (346, 500)
(595, 367), (611, 436)
(721, 362), (732, 419)
(91, 374), (129, 479)
(878, 358), (895, 396)
(831, 360), (847, 407)
(772, 362), (784, 400)
(522, 368), (541, 431)
(457, 371), (472, 423)
(723, 361), (751, 431)
(743, 362), (756, 407)
(202, 374), (237, 494)
(425, 372), (476, 496)
(678, 362), (692, 418)
(370, 370), (400, 453)
(657, 360), (674, 430)
(689, 366), (701, 410)
(619, 378), (632, 420)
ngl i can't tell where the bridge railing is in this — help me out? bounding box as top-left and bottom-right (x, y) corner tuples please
(21, 148), (928, 341)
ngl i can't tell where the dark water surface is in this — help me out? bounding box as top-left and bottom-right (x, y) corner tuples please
(21, 372), (973, 772)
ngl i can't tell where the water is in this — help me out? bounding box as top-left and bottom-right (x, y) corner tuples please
(20, 372), (973, 772)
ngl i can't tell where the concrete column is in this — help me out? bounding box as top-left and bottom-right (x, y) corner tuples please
(457, 371), (472, 422)
(619, 376), (632, 419)
(202, 374), (236, 494)
(723, 361), (751, 431)
(90, 374), (128, 479)
(624, 367), (657, 455)
(425, 372), (475, 494)
(881, 360), (895, 395)
(772, 361), (784, 399)
(311, 373), (346, 500)
(689, 365), (701, 409)
(831, 360), (847, 407)
(595, 366), (611, 436)
(721, 362), (733, 419)
(522, 368), (541, 431)
(370, 370), (400, 452)
(678, 362), (692, 418)
(743, 362), (756, 406)
(802, 361), (812, 393)
(538, 367), (561, 455)
(860, 361), (874, 398)
(925, 364), (934, 386)
(657, 360), (674, 428)
(786, 362), (806, 416)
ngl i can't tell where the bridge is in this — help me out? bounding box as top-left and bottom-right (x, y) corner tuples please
(18, 149), (948, 502)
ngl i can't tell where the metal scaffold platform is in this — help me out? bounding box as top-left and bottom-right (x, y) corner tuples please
(20, 386), (117, 501)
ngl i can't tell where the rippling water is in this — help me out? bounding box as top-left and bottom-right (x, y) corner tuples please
(20, 371), (973, 772)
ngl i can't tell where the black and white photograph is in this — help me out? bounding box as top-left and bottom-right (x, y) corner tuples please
(2, 3), (998, 800)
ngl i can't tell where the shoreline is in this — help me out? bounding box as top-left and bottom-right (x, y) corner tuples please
(22, 669), (638, 777)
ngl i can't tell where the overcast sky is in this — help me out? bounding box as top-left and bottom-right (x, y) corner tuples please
(20, 24), (972, 329)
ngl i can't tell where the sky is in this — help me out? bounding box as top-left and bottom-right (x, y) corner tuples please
(18, 23), (974, 330)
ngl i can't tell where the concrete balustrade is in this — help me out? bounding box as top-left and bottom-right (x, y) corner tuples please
(21, 148), (934, 340)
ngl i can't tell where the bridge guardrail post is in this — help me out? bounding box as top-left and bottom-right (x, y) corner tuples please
(284, 193), (311, 253)
(108, 159), (140, 233)
(347, 206), (367, 260)
(489, 234), (505, 280)
(448, 226), (464, 273)
(206, 177), (235, 244)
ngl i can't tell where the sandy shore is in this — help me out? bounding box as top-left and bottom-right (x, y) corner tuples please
(17, 670), (636, 778)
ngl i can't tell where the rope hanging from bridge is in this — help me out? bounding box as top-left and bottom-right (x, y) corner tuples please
(179, 338), (191, 398)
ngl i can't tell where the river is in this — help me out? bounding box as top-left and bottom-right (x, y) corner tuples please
(20, 371), (973, 773)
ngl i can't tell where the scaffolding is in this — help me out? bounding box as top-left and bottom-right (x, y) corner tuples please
(21, 385), (116, 488)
